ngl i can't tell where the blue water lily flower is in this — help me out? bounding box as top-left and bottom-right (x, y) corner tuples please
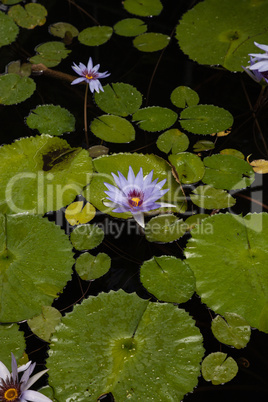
(71, 57), (110, 93)
(0, 353), (52, 402)
(243, 42), (268, 84)
(103, 166), (176, 228)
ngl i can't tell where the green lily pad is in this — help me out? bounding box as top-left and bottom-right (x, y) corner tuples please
(26, 105), (75, 136)
(0, 74), (36, 105)
(132, 106), (177, 132)
(168, 152), (205, 184)
(114, 18), (147, 37)
(0, 324), (26, 367)
(140, 256), (195, 303)
(6, 60), (31, 77)
(176, 0), (268, 72)
(78, 26), (113, 46)
(94, 83), (142, 116)
(0, 11), (19, 47)
(90, 114), (135, 143)
(180, 105), (233, 135)
(193, 140), (215, 153)
(145, 214), (188, 243)
(70, 224), (104, 251)
(190, 185), (236, 209)
(156, 129), (189, 154)
(8, 3), (47, 29)
(133, 32), (170, 52)
(211, 313), (251, 349)
(220, 148), (245, 159)
(0, 135), (93, 215)
(202, 352), (238, 385)
(2, 0), (24, 4)
(185, 214), (209, 230)
(0, 214), (74, 322)
(123, 0), (163, 16)
(29, 41), (71, 68)
(75, 252), (111, 280)
(47, 290), (204, 401)
(83, 153), (185, 220)
(171, 86), (199, 108)
(203, 154), (255, 190)
(184, 213), (268, 332)
(49, 22), (79, 39)
(27, 306), (62, 343)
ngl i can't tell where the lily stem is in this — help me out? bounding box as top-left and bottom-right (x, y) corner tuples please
(84, 83), (89, 148)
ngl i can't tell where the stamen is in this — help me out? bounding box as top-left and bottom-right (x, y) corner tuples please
(131, 197), (141, 207)
(4, 387), (18, 401)
(85, 74), (93, 80)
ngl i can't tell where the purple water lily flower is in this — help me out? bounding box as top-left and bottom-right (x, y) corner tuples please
(242, 42), (268, 84)
(103, 166), (176, 228)
(0, 353), (52, 402)
(71, 57), (110, 93)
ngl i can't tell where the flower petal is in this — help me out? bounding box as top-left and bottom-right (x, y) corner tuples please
(254, 42), (268, 53)
(132, 211), (145, 228)
(0, 360), (10, 380)
(71, 77), (86, 85)
(87, 57), (93, 71)
(21, 369), (49, 392)
(21, 390), (52, 402)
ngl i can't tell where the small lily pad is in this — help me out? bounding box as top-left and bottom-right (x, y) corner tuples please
(114, 18), (147, 37)
(180, 105), (234, 135)
(168, 152), (205, 184)
(27, 306), (62, 342)
(203, 154), (255, 190)
(90, 114), (135, 143)
(26, 105), (75, 136)
(78, 26), (113, 46)
(211, 313), (251, 349)
(145, 214), (188, 243)
(156, 129), (189, 154)
(49, 22), (79, 39)
(0, 73), (36, 105)
(94, 83), (142, 116)
(202, 352), (238, 385)
(133, 32), (170, 52)
(171, 86), (199, 108)
(132, 106), (177, 132)
(0, 10), (19, 47)
(70, 224), (104, 251)
(65, 201), (96, 226)
(123, 0), (163, 17)
(0, 324), (26, 367)
(190, 185), (236, 209)
(8, 3), (47, 29)
(193, 140), (215, 153)
(220, 148), (245, 159)
(29, 41), (71, 68)
(75, 252), (111, 280)
(140, 256), (195, 303)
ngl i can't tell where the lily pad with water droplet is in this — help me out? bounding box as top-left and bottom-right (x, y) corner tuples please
(0, 74), (36, 105)
(26, 105), (75, 136)
(70, 224), (104, 251)
(123, 0), (163, 17)
(29, 41), (71, 68)
(8, 3), (47, 29)
(180, 105), (233, 135)
(78, 26), (113, 46)
(90, 114), (135, 143)
(0, 10), (19, 47)
(202, 352), (238, 385)
(49, 22), (79, 39)
(0, 324), (26, 367)
(114, 18), (147, 37)
(190, 185), (236, 210)
(94, 83), (142, 116)
(140, 256), (195, 303)
(27, 306), (62, 343)
(133, 32), (170, 52)
(203, 154), (255, 190)
(171, 86), (199, 108)
(184, 213), (268, 332)
(47, 290), (204, 401)
(145, 214), (188, 243)
(168, 152), (205, 184)
(156, 129), (189, 154)
(0, 134), (93, 215)
(75, 252), (111, 280)
(211, 313), (251, 349)
(132, 106), (177, 132)
(176, 0), (268, 72)
(0, 214), (74, 322)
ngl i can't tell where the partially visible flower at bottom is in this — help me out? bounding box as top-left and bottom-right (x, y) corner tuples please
(103, 166), (176, 228)
(71, 56), (110, 93)
(0, 353), (52, 402)
(242, 42), (268, 84)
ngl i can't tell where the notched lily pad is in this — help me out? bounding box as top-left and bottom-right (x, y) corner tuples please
(114, 18), (147, 37)
(0, 73), (36, 105)
(0, 10), (19, 47)
(28, 306), (62, 342)
(94, 83), (142, 117)
(65, 201), (96, 226)
(75, 252), (111, 280)
(156, 129), (189, 154)
(29, 41), (71, 68)
(202, 352), (238, 385)
(90, 114), (135, 143)
(26, 104), (75, 136)
(171, 86), (199, 108)
(70, 224), (104, 251)
(123, 0), (163, 17)
(168, 152), (205, 184)
(49, 22), (79, 39)
(8, 3), (47, 29)
(133, 32), (170, 52)
(145, 214), (188, 243)
(78, 26), (113, 46)
(211, 313), (251, 349)
(190, 185), (236, 210)
(132, 106), (177, 132)
(193, 140), (215, 153)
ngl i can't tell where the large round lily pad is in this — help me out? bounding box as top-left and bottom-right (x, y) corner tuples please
(184, 213), (268, 332)
(123, 0), (163, 17)
(90, 114), (135, 143)
(47, 290), (204, 401)
(78, 26), (113, 46)
(133, 33), (170, 52)
(132, 107), (177, 132)
(0, 214), (74, 322)
(8, 3), (47, 29)
(29, 41), (71, 68)
(0, 74), (36, 105)
(0, 324), (26, 367)
(0, 135), (93, 214)
(114, 18), (147, 37)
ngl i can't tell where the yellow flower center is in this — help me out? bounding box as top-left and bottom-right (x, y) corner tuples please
(4, 388), (18, 401)
(131, 197), (141, 207)
(85, 74), (93, 80)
